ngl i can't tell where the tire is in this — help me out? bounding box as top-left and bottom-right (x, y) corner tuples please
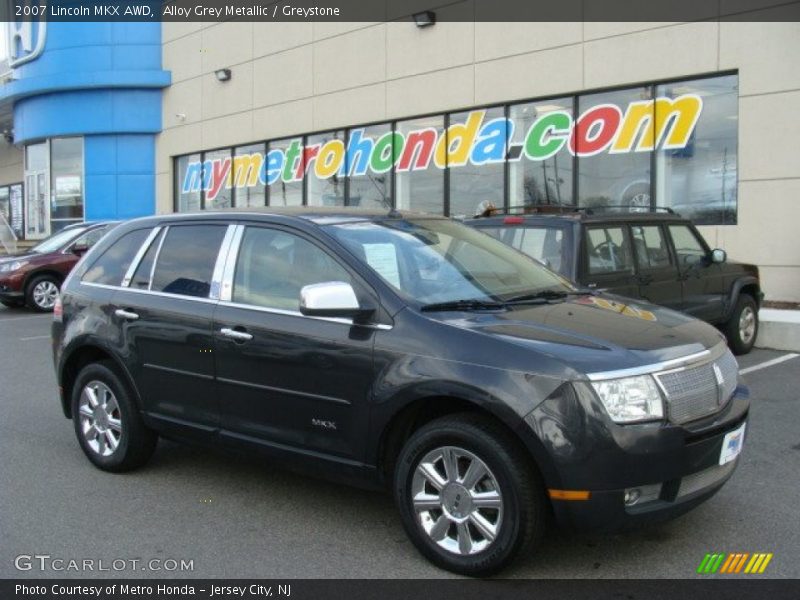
(393, 413), (546, 577)
(1, 300), (23, 308)
(25, 274), (60, 312)
(723, 294), (758, 355)
(71, 361), (157, 472)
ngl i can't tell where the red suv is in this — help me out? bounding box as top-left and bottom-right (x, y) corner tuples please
(0, 222), (114, 311)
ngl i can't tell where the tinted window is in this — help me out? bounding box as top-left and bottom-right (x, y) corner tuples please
(83, 229), (151, 286)
(631, 225), (672, 269)
(669, 224), (707, 267)
(233, 228), (352, 310)
(72, 226), (109, 249)
(585, 226), (634, 274)
(151, 225), (227, 298)
(129, 229), (165, 290)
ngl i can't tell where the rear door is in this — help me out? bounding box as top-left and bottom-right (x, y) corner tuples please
(109, 223), (230, 432)
(581, 224), (639, 298)
(212, 224), (378, 461)
(667, 223), (725, 321)
(629, 223), (682, 310)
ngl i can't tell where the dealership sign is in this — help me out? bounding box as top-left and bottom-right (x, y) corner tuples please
(6, 16), (47, 68)
(182, 94), (702, 202)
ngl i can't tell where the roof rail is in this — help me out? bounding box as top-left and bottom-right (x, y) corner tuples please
(477, 204), (676, 218)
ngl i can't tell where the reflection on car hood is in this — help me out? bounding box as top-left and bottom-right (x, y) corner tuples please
(0, 252), (35, 263)
(427, 294), (726, 376)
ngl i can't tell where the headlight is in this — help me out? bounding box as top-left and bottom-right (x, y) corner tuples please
(0, 260), (27, 273)
(591, 375), (664, 423)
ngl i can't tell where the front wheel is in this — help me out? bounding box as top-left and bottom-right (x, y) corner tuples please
(71, 361), (158, 472)
(724, 294), (758, 355)
(25, 274), (60, 312)
(394, 414), (546, 577)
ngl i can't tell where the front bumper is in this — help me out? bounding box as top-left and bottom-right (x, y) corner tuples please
(524, 382), (750, 532)
(0, 273), (25, 299)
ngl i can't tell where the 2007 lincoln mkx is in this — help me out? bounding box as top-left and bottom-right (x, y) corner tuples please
(52, 208), (749, 576)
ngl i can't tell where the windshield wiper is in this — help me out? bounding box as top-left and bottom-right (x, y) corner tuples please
(420, 298), (507, 312)
(503, 289), (589, 304)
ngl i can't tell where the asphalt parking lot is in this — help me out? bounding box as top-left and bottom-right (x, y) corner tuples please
(1, 305), (798, 579)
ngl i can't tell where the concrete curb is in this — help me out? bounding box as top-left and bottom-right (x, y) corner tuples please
(756, 309), (800, 352)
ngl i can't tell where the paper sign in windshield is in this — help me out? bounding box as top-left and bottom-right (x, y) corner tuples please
(363, 243), (401, 288)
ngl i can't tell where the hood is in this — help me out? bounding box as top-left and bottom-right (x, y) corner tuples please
(427, 294), (726, 376)
(0, 252), (36, 263)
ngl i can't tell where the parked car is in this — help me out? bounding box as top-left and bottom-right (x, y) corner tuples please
(466, 207), (762, 354)
(0, 221), (115, 312)
(53, 208), (748, 576)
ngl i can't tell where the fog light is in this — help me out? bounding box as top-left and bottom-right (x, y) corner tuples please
(624, 483), (662, 506)
(624, 489), (641, 506)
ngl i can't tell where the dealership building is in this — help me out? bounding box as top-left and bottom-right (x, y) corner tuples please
(0, 10), (799, 302)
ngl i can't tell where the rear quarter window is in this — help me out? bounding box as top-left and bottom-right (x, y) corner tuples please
(150, 225), (228, 298)
(82, 229), (151, 286)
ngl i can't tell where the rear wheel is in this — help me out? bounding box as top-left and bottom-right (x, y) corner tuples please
(25, 274), (60, 312)
(724, 294), (758, 355)
(71, 361), (157, 472)
(394, 414), (546, 576)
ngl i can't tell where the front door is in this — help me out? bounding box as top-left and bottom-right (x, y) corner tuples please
(582, 224), (639, 298)
(629, 223), (682, 310)
(667, 223), (726, 321)
(24, 171), (49, 240)
(213, 225), (377, 461)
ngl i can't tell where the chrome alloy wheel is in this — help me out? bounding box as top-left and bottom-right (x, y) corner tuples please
(411, 446), (504, 556)
(78, 381), (123, 457)
(739, 305), (756, 344)
(32, 280), (59, 310)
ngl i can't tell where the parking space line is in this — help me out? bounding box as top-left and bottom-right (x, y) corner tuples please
(740, 353), (799, 375)
(0, 314), (51, 324)
(19, 335), (51, 341)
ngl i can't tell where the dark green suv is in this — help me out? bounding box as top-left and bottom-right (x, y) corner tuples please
(467, 208), (763, 354)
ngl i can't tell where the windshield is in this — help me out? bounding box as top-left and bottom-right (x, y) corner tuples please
(30, 226), (89, 254)
(326, 218), (574, 305)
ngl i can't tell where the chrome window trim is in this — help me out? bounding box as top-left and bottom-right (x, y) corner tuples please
(147, 227), (168, 291)
(121, 226), (162, 288)
(586, 343), (728, 382)
(209, 224), (238, 300)
(218, 299), (392, 330)
(81, 280), (218, 305)
(220, 224), (244, 302)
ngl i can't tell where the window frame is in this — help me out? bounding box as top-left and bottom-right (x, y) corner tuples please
(583, 223), (636, 277)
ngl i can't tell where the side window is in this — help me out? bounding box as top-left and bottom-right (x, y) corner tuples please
(151, 225), (227, 298)
(73, 226), (108, 249)
(585, 226), (633, 274)
(232, 228), (353, 310)
(129, 229), (166, 290)
(669, 225), (707, 268)
(631, 225), (673, 269)
(82, 229), (151, 286)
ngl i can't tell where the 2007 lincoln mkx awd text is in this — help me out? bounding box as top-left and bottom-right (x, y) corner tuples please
(52, 208), (749, 576)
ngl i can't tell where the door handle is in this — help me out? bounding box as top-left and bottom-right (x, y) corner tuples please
(220, 327), (253, 342)
(114, 309), (140, 321)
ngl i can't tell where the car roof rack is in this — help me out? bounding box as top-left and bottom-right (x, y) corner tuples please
(476, 204), (676, 218)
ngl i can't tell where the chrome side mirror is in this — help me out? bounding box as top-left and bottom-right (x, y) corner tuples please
(300, 281), (369, 319)
(711, 248), (727, 264)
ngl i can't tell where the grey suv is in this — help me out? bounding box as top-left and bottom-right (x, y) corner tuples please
(53, 208), (749, 576)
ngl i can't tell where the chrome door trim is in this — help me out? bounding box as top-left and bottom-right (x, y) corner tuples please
(147, 226), (169, 291)
(218, 299), (393, 330)
(121, 226), (162, 288)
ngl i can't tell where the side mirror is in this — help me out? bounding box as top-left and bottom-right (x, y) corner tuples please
(299, 281), (374, 320)
(711, 248), (727, 264)
(72, 242), (89, 256)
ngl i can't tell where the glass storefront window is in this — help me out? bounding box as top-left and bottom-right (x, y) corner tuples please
(448, 107), (505, 219)
(233, 144), (266, 208)
(347, 123), (393, 209)
(50, 137), (84, 227)
(203, 149), (233, 210)
(656, 75), (738, 224)
(395, 116), (445, 215)
(577, 87), (654, 211)
(176, 153), (202, 212)
(509, 99), (574, 208)
(268, 138), (304, 206)
(307, 131), (345, 207)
